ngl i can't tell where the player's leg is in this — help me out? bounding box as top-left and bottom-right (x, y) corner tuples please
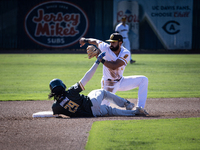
(89, 89), (135, 116)
(118, 76), (148, 108)
(89, 89), (128, 107)
(123, 39), (132, 61)
(97, 105), (135, 117)
(124, 39), (136, 63)
(100, 78), (120, 106)
(103, 89), (131, 107)
(103, 89), (135, 110)
(88, 89), (105, 106)
(123, 39), (130, 51)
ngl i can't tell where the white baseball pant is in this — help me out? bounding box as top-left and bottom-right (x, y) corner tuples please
(101, 76), (148, 108)
(88, 89), (135, 117)
(122, 38), (132, 60)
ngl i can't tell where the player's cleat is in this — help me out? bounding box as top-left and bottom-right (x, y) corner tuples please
(125, 100), (135, 110)
(134, 106), (149, 116)
(130, 59), (136, 64)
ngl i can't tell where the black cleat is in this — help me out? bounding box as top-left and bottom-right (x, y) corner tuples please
(130, 59), (136, 64)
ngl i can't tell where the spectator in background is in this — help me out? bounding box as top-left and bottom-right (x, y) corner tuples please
(115, 16), (136, 64)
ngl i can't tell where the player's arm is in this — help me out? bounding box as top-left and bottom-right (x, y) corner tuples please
(115, 26), (119, 33)
(101, 53), (129, 70)
(115, 25), (119, 33)
(79, 52), (106, 87)
(79, 38), (99, 47)
(103, 59), (125, 70)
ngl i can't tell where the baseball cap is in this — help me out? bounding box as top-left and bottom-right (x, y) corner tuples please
(121, 16), (127, 21)
(106, 33), (123, 42)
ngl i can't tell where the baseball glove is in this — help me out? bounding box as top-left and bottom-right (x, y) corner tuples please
(86, 45), (100, 59)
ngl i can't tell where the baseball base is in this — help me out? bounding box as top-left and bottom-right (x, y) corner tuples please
(32, 111), (58, 118)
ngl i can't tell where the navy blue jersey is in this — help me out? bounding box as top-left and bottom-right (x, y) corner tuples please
(52, 82), (94, 117)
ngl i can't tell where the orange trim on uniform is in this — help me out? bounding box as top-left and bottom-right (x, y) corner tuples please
(120, 57), (128, 64)
(79, 82), (85, 91)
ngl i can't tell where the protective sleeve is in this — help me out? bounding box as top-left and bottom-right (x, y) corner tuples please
(79, 63), (99, 88)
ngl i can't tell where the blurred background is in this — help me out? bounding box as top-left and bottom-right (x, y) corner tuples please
(0, 0), (199, 53)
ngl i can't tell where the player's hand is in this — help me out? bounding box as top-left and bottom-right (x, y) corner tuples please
(79, 37), (86, 47)
(96, 52), (106, 64)
(87, 45), (100, 59)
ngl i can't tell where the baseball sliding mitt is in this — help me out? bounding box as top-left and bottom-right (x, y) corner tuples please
(86, 45), (101, 59)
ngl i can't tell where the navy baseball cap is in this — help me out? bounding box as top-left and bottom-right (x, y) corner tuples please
(106, 33), (123, 43)
(122, 16), (127, 21)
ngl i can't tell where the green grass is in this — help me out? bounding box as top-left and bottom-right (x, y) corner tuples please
(1, 54), (199, 149)
(85, 117), (200, 150)
(0, 54), (200, 100)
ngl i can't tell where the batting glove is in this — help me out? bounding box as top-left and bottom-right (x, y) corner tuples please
(96, 52), (106, 64)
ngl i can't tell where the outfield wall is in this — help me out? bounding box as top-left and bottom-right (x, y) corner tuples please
(0, 0), (199, 52)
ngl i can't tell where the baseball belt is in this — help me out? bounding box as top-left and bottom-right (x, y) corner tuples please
(107, 77), (122, 82)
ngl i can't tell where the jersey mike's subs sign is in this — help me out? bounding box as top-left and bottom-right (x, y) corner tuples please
(25, 1), (88, 48)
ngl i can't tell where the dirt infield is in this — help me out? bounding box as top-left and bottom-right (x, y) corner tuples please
(0, 98), (199, 150)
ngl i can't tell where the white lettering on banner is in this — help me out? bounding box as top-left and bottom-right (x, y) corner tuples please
(47, 38), (65, 44)
(33, 9), (79, 25)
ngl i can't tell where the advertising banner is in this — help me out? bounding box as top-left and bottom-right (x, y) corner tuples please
(113, 0), (193, 50)
(18, 0), (94, 50)
(24, 1), (88, 48)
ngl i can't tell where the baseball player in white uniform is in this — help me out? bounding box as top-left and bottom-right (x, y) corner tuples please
(79, 33), (149, 114)
(115, 16), (135, 64)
